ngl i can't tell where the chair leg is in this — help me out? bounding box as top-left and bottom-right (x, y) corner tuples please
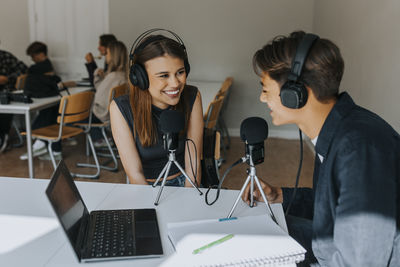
(77, 127), (119, 172)
(12, 120), (24, 148)
(73, 134), (100, 179)
(220, 117), (231, 149)
(48, 142), (57, 170)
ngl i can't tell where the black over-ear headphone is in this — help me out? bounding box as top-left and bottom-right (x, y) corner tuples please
(280, 33), (319, 109)
(129, 28), (191, 91)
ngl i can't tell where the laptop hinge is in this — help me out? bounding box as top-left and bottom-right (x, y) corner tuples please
(76, 213), (90, 261)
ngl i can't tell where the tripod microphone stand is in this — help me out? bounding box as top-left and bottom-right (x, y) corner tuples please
(152, 148), (203, 205)
(227, 154), (277, 224)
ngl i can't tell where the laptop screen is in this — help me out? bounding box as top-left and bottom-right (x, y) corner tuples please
(46, 161), (88, 259)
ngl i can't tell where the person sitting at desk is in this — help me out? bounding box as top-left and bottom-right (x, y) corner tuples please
(85, 34), (117, 86)
(110, 31), (203, 186)
(242, 31), (399, 266)
(90, 40), (127, 146)
(20, 41), (62, 160)
(0, 47), (28, 153)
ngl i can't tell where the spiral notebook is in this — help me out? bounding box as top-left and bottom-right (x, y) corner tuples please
(165, 214), (306, 267)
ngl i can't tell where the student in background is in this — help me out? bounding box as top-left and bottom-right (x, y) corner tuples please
(110, 32), (203, 186)
(90, 40), (128, 146)
(85, 34), (117, 85)
(20, 41), (62, 160)
(243, 31), (399, 266)
(0, 47), (27, 153)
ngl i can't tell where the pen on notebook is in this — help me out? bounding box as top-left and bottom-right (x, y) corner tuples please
(192, 234), (234, 254)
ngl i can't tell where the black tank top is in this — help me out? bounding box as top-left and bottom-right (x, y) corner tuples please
(114, 85), (198, 179)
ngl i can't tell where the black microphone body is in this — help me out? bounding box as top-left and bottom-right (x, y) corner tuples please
(159, 110), (184, 151)
(240, 117), (269, 165)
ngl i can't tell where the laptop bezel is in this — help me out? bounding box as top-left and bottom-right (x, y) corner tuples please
(45, 160), (89, 262)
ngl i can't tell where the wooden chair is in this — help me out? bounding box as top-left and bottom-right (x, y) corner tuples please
(204, 96), (224, 130)
(76, 83), (129, 172)
(215, 77), (233, 152)
(15, 74), (27, 90)
(23, 90), (101, 178)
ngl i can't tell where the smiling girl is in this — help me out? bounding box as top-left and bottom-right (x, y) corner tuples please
(110, 32), (203, 186)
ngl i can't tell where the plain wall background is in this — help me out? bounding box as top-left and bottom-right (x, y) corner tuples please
(1, 0), (400, 135)
(109, 0), (315, 137)
(0, 0), (30, 64)
(314, 0), (400, 133)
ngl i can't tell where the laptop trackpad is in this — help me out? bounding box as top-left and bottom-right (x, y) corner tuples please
(134, 209), (163, 255)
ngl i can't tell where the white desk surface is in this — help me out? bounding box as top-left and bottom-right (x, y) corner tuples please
(0, 86), (92, 179)
(0, 177), (289, 267)
(188, 80), (222, 113)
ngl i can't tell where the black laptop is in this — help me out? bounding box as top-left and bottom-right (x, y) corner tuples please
(46, 160), (163, 262)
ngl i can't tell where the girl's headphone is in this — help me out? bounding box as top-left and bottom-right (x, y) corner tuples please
(129, 28), (190, 91)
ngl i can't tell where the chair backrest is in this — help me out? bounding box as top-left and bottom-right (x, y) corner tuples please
(217, 77), (233, 97)
(204, 96), (224, 129)
(108, 83), (129, 106)
(15, 74), (27, 90)
(57, 91), (95, 124)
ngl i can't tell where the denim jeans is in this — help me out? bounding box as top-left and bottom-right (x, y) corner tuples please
(147, 173), (186, 187)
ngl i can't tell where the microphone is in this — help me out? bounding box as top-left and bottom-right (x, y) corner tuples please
(159, 110), (184, 151)
(240, 117), (268, 165)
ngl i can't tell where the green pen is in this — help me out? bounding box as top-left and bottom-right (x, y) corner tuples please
(192, 234), (234, 254)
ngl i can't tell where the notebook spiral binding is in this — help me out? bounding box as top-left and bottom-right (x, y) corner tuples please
(198, 251), (305, 267)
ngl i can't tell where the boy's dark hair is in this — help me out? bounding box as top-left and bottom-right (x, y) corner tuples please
(253, 31), (344, 102)
(26, 41), (47, 56)
(99, 34), (117, 47)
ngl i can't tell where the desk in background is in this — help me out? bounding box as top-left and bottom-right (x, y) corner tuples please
(0, 87), (92, 178)
(0, 177), (289, 267)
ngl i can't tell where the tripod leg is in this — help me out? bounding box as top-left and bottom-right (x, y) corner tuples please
(154, 161), (172, 206)
(250, 175), (255, 207)
(174, 160), (203, 195)
(254, 175), (278, 224)
(152, 162), (169, 187)
(227, 175), (251, 218)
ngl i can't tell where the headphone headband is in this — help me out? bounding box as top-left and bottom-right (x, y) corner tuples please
(129, 28), (186, 62)
(287, 33), (319, 82)
(128, 28), (190, 91)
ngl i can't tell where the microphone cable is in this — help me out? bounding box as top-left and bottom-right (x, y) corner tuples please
(185, 138), (198, 187)
(285, 129), (304, 216)
(205, 157), (246, 205)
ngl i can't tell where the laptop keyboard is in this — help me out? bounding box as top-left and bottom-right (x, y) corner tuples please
(90, 210), (135, 258)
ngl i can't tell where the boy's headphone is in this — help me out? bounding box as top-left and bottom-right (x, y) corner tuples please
(129, 28), (190, 91)
(280, 33), (319, 109)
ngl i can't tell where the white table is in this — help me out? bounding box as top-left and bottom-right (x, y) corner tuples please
(0, 87), (92, 178)
(187, 80), (222, 114)
(0, 177), (289, 267)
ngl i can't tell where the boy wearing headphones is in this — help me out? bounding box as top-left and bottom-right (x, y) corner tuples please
(242, 31), (399, 266)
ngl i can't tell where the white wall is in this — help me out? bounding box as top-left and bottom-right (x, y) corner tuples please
(109, 0), (315, 137)
(0, 0), (30, 64)
(314, 0), (400, 133)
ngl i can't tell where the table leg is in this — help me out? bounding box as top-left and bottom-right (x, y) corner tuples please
(25, 111), (34, 179)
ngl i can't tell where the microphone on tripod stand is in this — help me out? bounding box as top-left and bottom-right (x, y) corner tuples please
(227, 117), (277, 223)
(152, 110), (203, 205)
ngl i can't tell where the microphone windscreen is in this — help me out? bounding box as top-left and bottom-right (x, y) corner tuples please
(240, 117), (268, 144)
(159, 110), (185, 134)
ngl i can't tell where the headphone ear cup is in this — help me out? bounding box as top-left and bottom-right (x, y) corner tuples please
(184, 59), (190, 77)
(129, 63), (149, 91)
(280, 81), (308, 109)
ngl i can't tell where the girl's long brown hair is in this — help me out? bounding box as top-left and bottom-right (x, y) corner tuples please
(129, 36), (190, 147)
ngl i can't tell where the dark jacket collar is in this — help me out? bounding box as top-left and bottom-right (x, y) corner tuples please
(315, 92), (356, 158)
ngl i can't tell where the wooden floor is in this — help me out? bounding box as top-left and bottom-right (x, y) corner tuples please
(0, 134), (315, 190)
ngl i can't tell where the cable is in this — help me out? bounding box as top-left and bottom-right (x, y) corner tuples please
(185, 138), (198, 186)
(205, 157), (246, 205)
(285, 129), (304, 216)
